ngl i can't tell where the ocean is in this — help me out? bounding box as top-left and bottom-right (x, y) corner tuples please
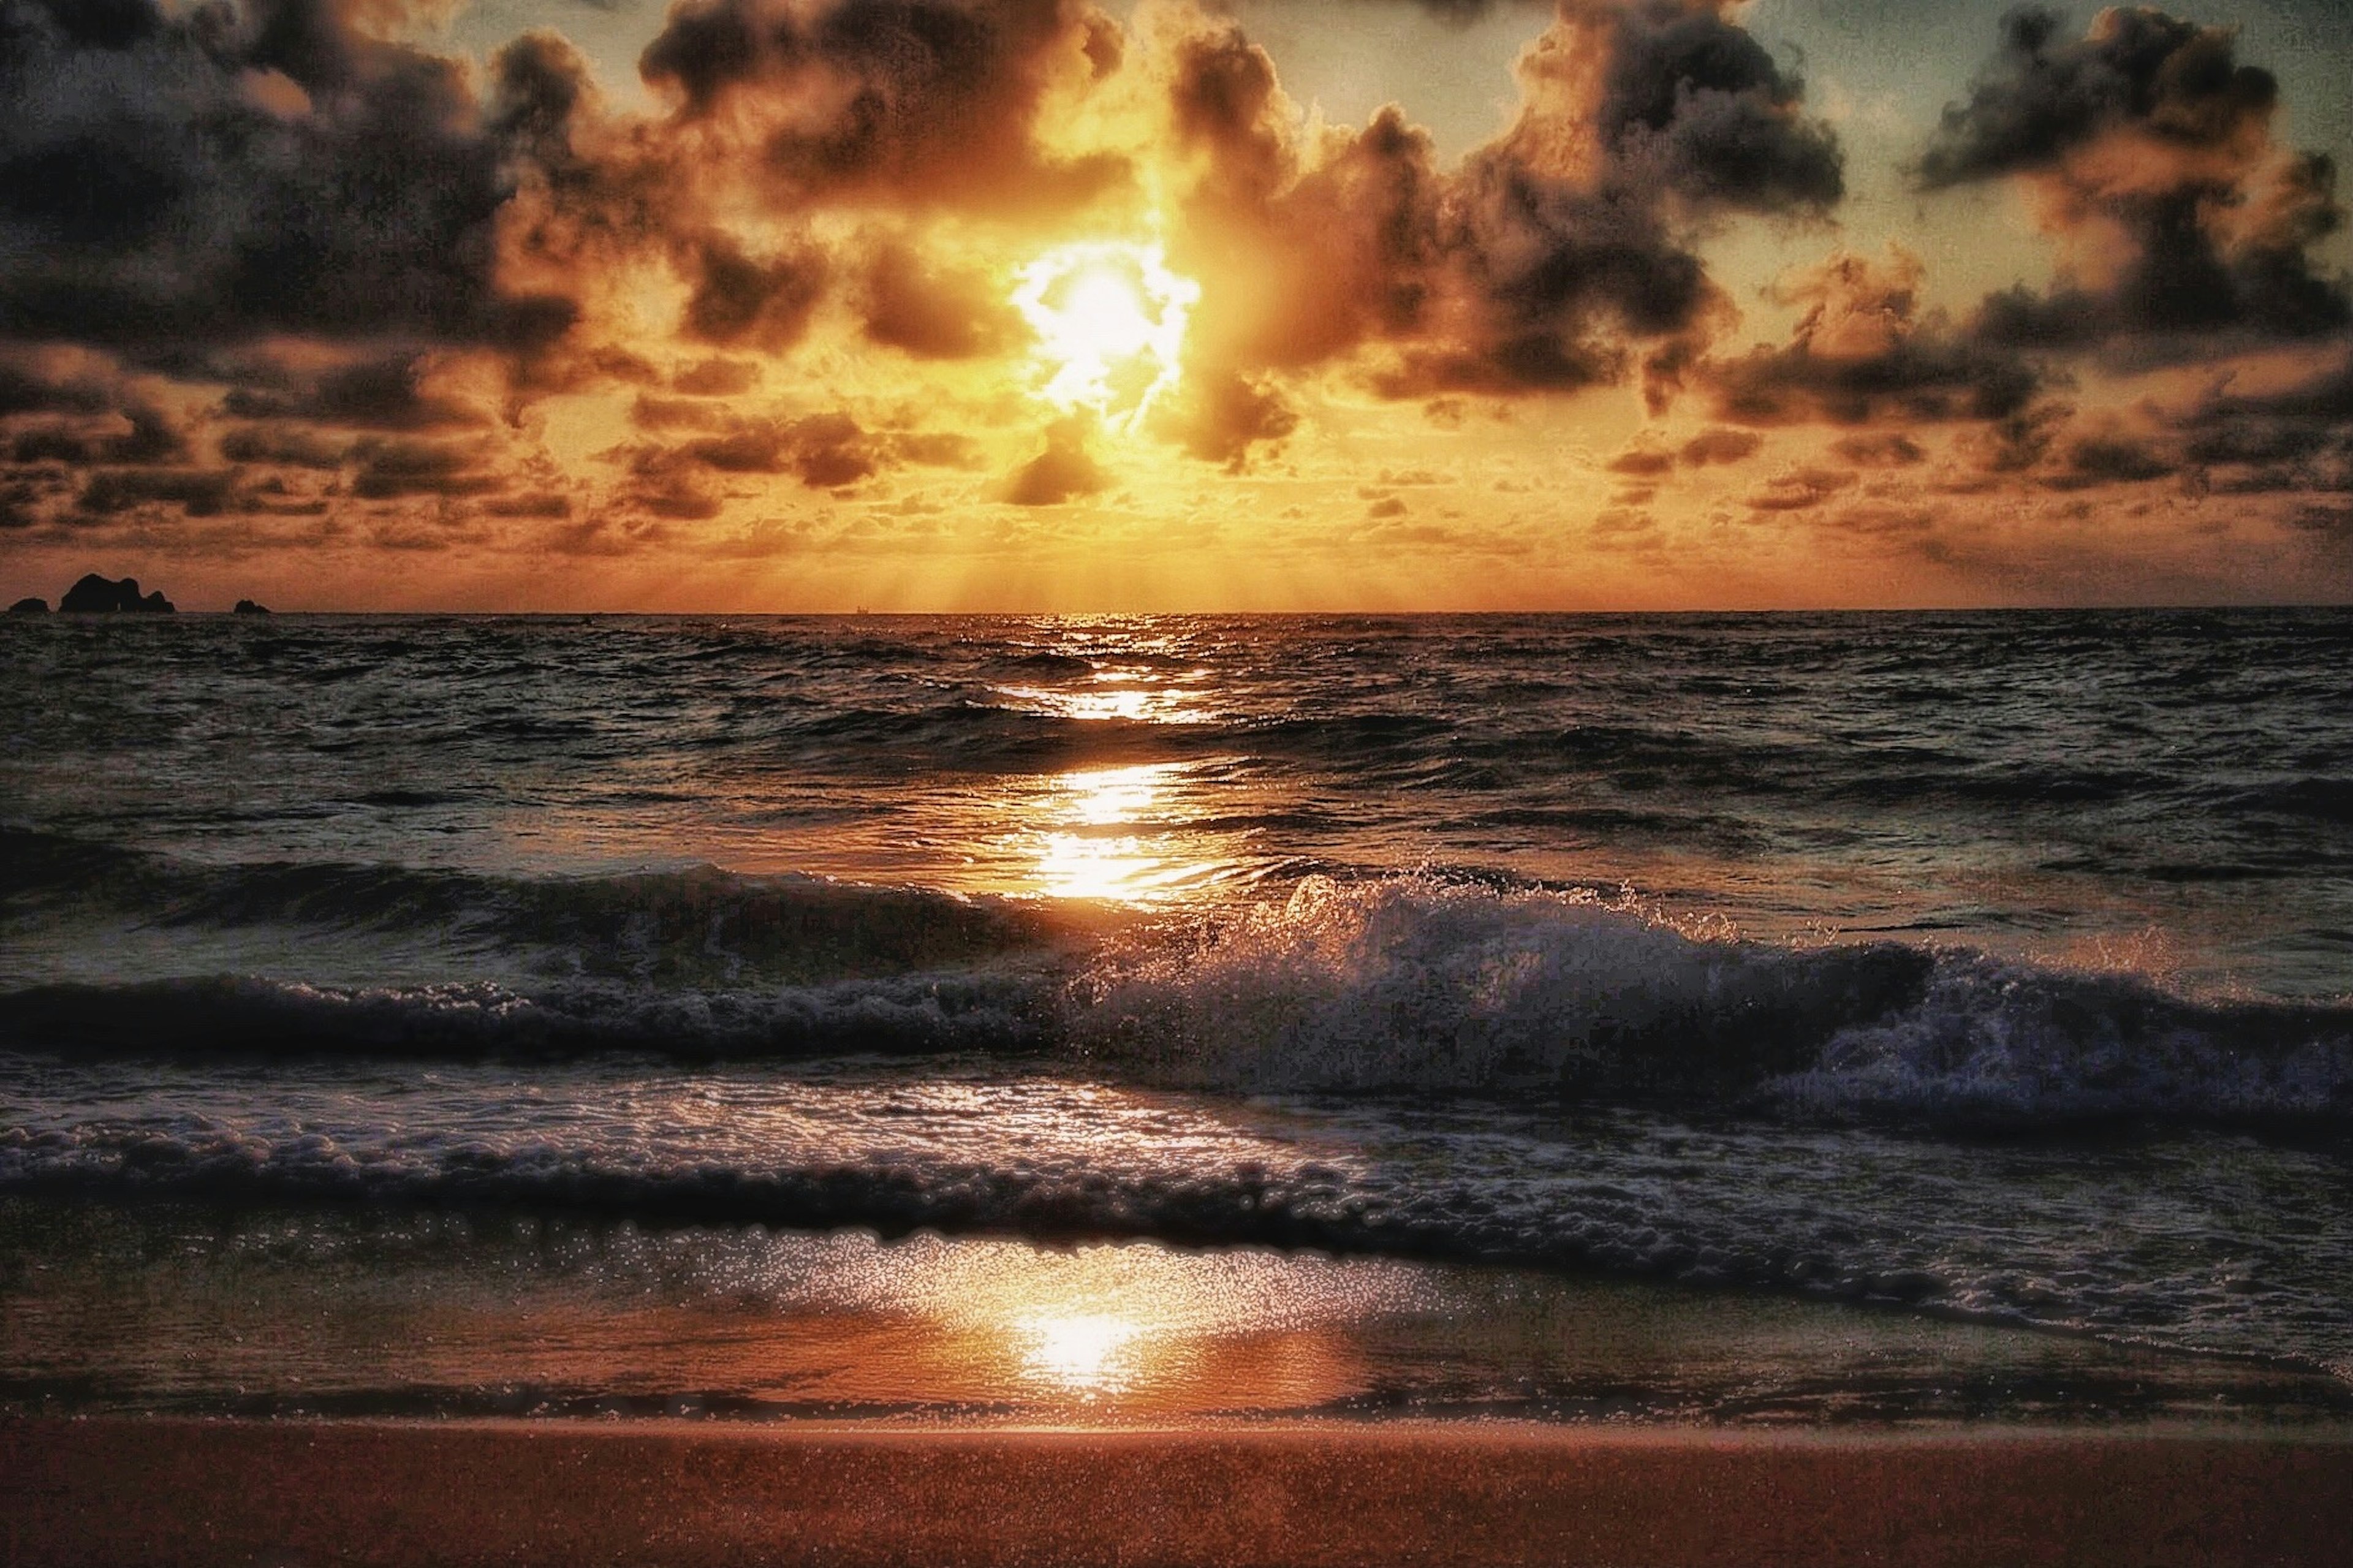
(4, 610), (2351, 1422)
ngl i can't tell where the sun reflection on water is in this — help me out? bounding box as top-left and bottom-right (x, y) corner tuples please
(792, 1234), (1420, 1411)
(1025, 762), (1226, 904)
(1012, 1310), (1147, 1393)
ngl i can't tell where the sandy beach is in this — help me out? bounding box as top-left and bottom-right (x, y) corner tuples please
(7, 1416), (2353, 1567)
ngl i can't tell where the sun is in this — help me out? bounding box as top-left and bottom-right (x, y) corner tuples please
(1013, 241), (1199, 424)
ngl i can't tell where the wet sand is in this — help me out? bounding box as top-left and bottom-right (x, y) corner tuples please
(6, 1416), (2352, 1567)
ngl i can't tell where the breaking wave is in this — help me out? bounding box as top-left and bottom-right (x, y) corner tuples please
(5, 846), (2350, 1131)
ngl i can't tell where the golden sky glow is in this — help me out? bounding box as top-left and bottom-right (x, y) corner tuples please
(1, 0), (2351, 609)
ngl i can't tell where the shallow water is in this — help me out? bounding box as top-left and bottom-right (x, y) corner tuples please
(9, 1202), (2346, 1425)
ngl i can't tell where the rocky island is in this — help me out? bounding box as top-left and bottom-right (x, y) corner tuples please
(58, 575), (175, 613)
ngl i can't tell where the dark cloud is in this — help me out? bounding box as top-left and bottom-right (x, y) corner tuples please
(1606, 444), (1673, 476)
(1180, 105), (1444, 376)
(1679, 426), (1762, 466)
(1965, 168), (2349, 353)
(1830, 431), (1927, 468)
(1001, 419), (1105, 504)
(2186, 355), (2353, 426)
(219, 428), (350, 469)
(860, 241), (1023, 360)
(2171, 354), (2353, 495)
(1562, 0), (1842, 214)
(1373, 0), (1843, 403)
(1703, 249), (2044, 426)
(222, 354), (487, 431)
(631, 395), (730, 431)
(1918, 6), (2275, 187)
(1151, 371), (1298, 470)
(78, 468), (237, 518)
(1922, 6), (2347, 354)
(1164, 1), (1840, 413)
(8, 428), (91, 466)
(0, 351), (203, 517)
(628, 413), (884, 492)
(0, 0), (577, 354)
(1745, 465), (1856, 512)
(1959, 401), (2074, 475)
(0, 356), (113, 417)
(2289, 501), (2353, 543)
(480, 491), (575, 520)
(678, 232), (827, 349)
(639, 0), (1129, 215)
(1376, 161), (1716, 400)
(350, 439), (507, 501)
(2047, 431), (2177, 490)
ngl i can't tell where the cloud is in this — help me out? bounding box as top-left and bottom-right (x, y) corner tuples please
(631, 413), (884, 490)
(1001, 419), (1106, 504)
(2170, 353), (2353, 495)
(1922, 6), (2348, 355)
(2048, 430), (2175, 490)
(1152, 371), (1299, 469)
(349, 439), (507, 499)
(1374, 0), (1842, 405)
(0, 0), (577, 354)
(1678, 426), (1761, 466)
(859, 241), (1025, 359)
(677, 231), (827, 349)
(1156, 0), (1841, 415)
(638, 0), (1129, 216)
(1555, 0), (1842, 214)
(222, 352), (489, 431)
(672, 358), (762, 397)
(1829, 431), (1927, 468)
(1607, 442), (1675, 475)
(1744, 464), (1855, 512)
(1703, 248), (2045, 426)
(2289, 501), (2353, 545)
(78, 468), (238, 518)
(1917, 6), (2273, 187)
(216, 428), (350, 469)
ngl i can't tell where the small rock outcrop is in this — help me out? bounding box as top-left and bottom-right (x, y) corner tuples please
(6, 597), (45, 615)
(58, 574), (175, 613)
(232, 599), (272, 615)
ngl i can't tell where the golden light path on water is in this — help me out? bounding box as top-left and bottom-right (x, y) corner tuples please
(988, 651), (1269, 904)
(805, 1235), (1411, 1409)
(1025, 762), (1222, 904)
(1013, 1310), (1146, 1393)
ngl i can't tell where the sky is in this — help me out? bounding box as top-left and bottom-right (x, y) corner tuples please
(2, 0), (2351, 610)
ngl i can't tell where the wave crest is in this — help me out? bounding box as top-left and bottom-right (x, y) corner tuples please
(1069, 876), (1936, 1096)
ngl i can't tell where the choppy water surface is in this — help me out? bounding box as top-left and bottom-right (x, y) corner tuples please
(2, 612), (2350, 1416)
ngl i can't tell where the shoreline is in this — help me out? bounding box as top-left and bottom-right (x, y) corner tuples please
(9, 1415), (2353, 1566)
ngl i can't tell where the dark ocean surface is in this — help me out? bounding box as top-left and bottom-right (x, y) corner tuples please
(4, 612), (2351, 1417)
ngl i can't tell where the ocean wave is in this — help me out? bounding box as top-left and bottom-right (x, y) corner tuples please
(1, 828), (1078, 985)
(0, 972), (1052, 1061)
(1068, 877), (2353, 1127)
(5, 1074), (2346, 1373)
(6, 846), (2351, 1129)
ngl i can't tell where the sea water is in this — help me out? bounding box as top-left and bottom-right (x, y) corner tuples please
(4, 612), (2350, 1418)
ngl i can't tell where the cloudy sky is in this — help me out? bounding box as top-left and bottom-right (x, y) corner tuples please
(2, 0), (2350, 609)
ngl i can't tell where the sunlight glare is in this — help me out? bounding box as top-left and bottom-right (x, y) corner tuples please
(1014, 241), (1199, 422)
(1014, 1311), (1145, 1393)
(1029, 763), (1200, 903)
